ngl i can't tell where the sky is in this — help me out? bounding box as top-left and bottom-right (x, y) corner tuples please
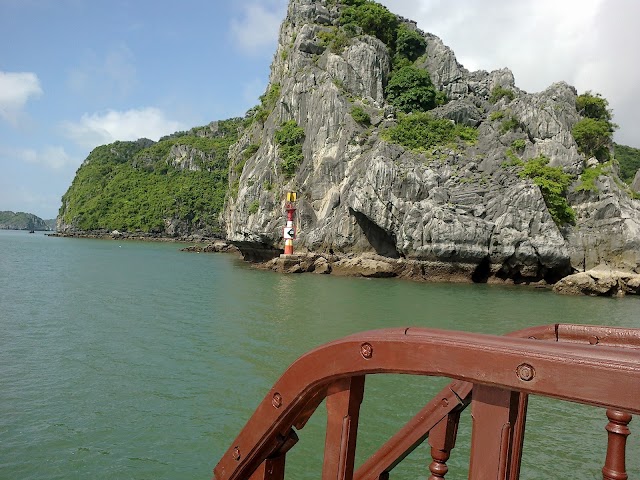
(1, 0), (638, 219)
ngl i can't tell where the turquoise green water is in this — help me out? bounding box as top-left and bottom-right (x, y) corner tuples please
(1, 230), (639, 479)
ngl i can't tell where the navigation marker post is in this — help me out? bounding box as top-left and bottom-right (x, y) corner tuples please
(283, 192), (297, 255)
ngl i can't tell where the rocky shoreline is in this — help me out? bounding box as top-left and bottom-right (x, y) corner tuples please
(180, 241), (241, 255)
(178, 239), (546, 284)
(553, 268), (640, 297)
(262, 253), (640, 296)
(199, 242), (640, 296)
(50, 232), (640, 296)
(47, 230), (221, 243)
(256, 252), (508, 283)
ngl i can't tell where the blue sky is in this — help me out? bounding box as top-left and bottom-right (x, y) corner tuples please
(1, 0), (638, 219)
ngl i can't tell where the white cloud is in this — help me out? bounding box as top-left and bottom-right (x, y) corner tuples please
(380, 0), (602, 88)
(62, 107), (186, 149)
(221, 0), (637, 145)
(230, 1), (287, 55)
(20, 146), (76, 170)
(379, 0), (640, 146)
(0, 71), (43, 125)
(0, 145), (76, 170)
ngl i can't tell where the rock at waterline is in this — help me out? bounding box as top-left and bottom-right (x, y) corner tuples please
(553, 268), (640, 296)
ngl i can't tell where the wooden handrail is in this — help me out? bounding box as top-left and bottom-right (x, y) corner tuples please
(355, 323), (640, 480)
(213, 325), (640, 480)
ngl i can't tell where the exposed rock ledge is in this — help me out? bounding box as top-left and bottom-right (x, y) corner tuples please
(255, 252), (550, 286)
(47, 230), (223, 243)
(259, 253), (640, 296)
(553, 268), (640, 296)
(181, 241), (240, 255)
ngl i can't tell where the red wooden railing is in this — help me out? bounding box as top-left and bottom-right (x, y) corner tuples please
(213, 324), (640, 480)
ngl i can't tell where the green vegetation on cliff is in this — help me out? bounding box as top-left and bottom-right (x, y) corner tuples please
(275, 120), (305, 178)
(319, 0), (450, 121)
(575, 161), (612, 194)
(350, 106), (371, 125)
(336, 0), (438, 113)
(385, 66), (437, 113)
(489, 86), (515, 104)
(572, 92), (616, 161)
(573, 118), (614, 161)
(382, 112), (477, 151)
(339, 0), (399, 49)
(519, 156), (575, 226)
(317, 28), (352, 54)
(395, 24), (427, 62)
(59, 119), (242, 234)
(615, 143), (640, 184)
(253, 84), (281, 124)
(576, 91), (613, 122)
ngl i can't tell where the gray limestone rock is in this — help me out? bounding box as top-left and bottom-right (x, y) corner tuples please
(169, 144), (208, 171)
(553, 268), (640, 296)
(633, 170), (640, 193)
(430, 99), (484, 127)
(331, 255), (398, 278)
(567, 176), (640, 272)
(222, 0), (640, 282)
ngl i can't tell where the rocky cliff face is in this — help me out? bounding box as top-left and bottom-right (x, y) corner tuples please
(224, 0), (640, 281)
(633, 170), (640, 193)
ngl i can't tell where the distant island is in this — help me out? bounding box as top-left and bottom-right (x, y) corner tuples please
(0, 211), (53, 231)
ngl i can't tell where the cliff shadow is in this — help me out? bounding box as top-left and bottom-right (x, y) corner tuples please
(350, 208), (401, 259)
(471, 256), (491, 283)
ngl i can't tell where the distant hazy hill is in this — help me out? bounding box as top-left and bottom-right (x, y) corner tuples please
(0, 211), (49, 231)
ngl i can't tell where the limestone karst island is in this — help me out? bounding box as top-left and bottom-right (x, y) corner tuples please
(55, 0), (640, 296)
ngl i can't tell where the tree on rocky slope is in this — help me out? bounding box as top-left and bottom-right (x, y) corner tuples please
(572, 92), (616, 161)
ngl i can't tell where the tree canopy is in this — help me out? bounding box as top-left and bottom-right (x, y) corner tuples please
(340, 1), (399, 48)
(395, 24), (427, 62)
(385, 65), (437, 113)
(615, 143), (640, 184)
(572, 117), (614, 161)
(576, 91), (613, 122)
(572, 91), (616, 161)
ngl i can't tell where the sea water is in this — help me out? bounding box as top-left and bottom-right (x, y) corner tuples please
(1, 230), (639, 479)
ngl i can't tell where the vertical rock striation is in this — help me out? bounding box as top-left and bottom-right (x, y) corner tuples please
(224, 0), (640, 282)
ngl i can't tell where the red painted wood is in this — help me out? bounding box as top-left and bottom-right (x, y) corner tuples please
(602, 409), (632, 480)
(468, 385), (521, 480)
(322, 376), (365, 480)
(249, 456), (286, 480)
(354, 381), (472, 480)
(427, 408), (461, 479)
(213, 325), (640, 480)
(507, 393), (528, 480)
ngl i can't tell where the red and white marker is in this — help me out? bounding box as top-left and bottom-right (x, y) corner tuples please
(283, 192), (297, 255)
